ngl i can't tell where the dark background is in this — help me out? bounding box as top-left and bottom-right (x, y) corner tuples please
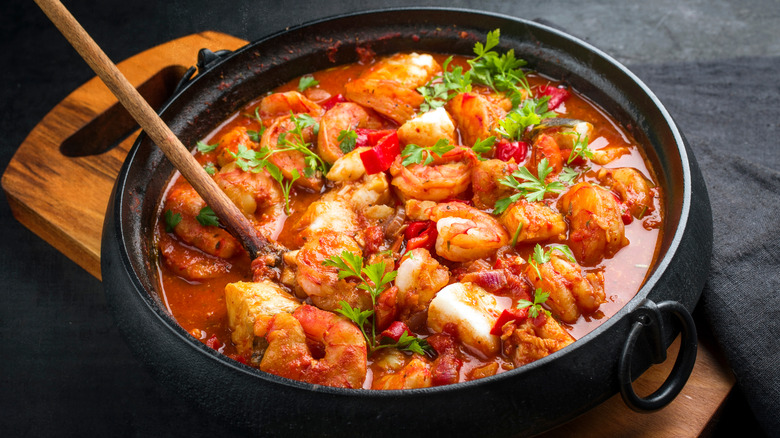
(2, 0), (778, 436)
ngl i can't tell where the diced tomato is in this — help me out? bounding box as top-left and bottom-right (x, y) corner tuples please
(380, 320), (411, 342)
(489, 307), (529, 336)
(531, 313), (548, 327)
(205, 334), (222, 350)
(404, 220), (437, 252)
(359, 131), (400, 174)
(495, 139), (529, 163)
(612, 193), (633, 225)
(320, 94), (347, 111)
(538, 85), (571, 111)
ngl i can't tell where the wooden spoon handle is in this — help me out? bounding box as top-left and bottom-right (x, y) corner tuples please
(34, 0), (269, 261)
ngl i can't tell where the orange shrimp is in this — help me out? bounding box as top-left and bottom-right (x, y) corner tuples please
(525, 253), (606, 323)
(498, 199), (567, 245)
(390, 146), (477, 201)
(163, 183), (239, 259)
(258, 90), (323, 120)
(446, 92), (508, 147)
(214, 126), (257, 167)
(260, 115), (323, 191)
(260, 305), (367, 388)
(501, 315), (575, 366)
(558, 182), (628, 265)
(317, 102), (384, 164)
(596, 167), (656, 219)
(418, 201), (510, 262)
(294, 230), (371, 313)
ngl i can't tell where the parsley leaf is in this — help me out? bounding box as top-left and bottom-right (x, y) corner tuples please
(401, 139), (455, 166)
(558, 166), (580, 184)
(196, 141), (218, 153)
(337, 129), (358, 154)
(517, 288), (551, 318)
(164, 210), (181, 232)
(497, 97), (557, 141)
(417, 57), (472, 112)
(468, 29), (530, 108)
(567, 132), (594, 163)
(203, 162), (216, 176)
(497, 158), (565, 204)
(195, 206), (220, 227)
(297, 75), (319, 92)
(323, 251), (426, 355)
(472, 136), (496, 160)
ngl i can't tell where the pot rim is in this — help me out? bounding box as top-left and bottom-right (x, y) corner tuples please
(112, 6), (693, 398)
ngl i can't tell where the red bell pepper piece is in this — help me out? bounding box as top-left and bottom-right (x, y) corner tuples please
(320, 93), (347, 111)
(404, 220), (437, 252)
(495, 139), (529, 163)
(380, 320), (412, 342)
(359, 131), (400, 174)
(538, 85), (571, 111)
(489, 307), (529, 336)
(355, 128), (396, 148)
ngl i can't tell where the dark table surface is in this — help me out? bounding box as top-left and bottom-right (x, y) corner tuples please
(2, 0), (778, 436)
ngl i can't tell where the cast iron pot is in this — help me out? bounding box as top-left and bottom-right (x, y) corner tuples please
(101, 8), (713, 437)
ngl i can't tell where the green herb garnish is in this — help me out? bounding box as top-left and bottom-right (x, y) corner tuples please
(401, 139), (455, 166)
(567, 132), (593, 163)
(297, 75), (319, 92)
(517, 288), (551, 319)
(337, 129), (358, 154)
(164, 210), (181, 232)
(203, 162), (216, 176)
(195, 206), (220, 227)
(493, 158), (565, 214)
(196, 141), (218, 153)
(471, 136), (496, 160)
(323, 251), (431, 355)
(497, 97), (557, 141)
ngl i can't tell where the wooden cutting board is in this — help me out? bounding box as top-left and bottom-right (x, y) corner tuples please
(0, 31), (734, 437)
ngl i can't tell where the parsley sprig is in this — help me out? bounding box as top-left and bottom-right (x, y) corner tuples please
(196, 206), (220, 227)
(566, 132), (593, 163)
(337, 129), (358, 154)
(418, 58), (472, 112)
(521, 243), (576, 318)
(323, 251), (431, 355)
(297, 75), (319, 92)
(493, 158), (565, 214)
(497, 97), (557, 141)
(401, 139), (455, 166)
(164, 210), (181, 232)
(468, 29), (530, 108)
(471, 136), (496, 160)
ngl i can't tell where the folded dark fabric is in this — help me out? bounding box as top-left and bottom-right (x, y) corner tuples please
(630, 57), (780, 435)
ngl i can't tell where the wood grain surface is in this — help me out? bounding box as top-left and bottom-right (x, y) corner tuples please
(0, 31), (735, 436)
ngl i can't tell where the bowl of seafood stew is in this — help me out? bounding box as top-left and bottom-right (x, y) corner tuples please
(101, 8), (712, 437)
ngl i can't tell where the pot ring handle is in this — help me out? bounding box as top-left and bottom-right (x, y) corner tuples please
(618, 299), (697, 412)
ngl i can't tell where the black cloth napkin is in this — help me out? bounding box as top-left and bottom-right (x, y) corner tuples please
(631, 57), (780, 435)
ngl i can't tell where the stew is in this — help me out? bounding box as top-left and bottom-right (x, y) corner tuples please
(154, 30), (663, 389)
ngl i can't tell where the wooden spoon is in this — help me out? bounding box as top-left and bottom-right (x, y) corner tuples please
(34, 0), (284, 274)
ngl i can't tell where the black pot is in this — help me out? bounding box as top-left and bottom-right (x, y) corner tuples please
(101, 8), (712, 437)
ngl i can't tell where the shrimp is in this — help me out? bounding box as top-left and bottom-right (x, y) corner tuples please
(596, 167), (656, 219)
(213, 162), (286, 240)
(390, 146), (477, 201)
(471, 158), (519, 210)
(558, 182), (628, 265)
(158, 232), (230, 280)
(501, 314), (574, 367)
(325, 148), (393, 212)
(529, 134), (564, 179)
(259, 305), (367, 388)
(525, 253), (606, 323)
(163, 183), (239, 259)
(446, 92), (508, 147)
(344, 79), (424, 125)
(258, 90), (323, 120)
(395, 248), (450, 322)
(294, 230), (372, 313)
(591, 145), (630, 165)
(260, 115), (322, 190)
(498, 199), (567, 245)
(213, 126), (257, 167)
(428, 201), (510, 262)
(372, 357), (433, 390)
(317, 102), (384, 164)
(397, 107), (457, 149)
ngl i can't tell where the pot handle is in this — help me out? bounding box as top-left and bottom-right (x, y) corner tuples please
(172, 48), (234, 95)
(618, 299), (697, 412)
